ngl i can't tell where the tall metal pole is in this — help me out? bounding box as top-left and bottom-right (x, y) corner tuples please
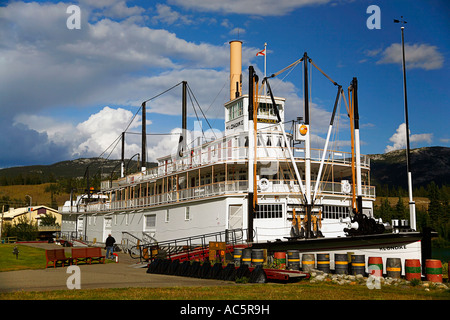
(303, 52), (312, 238)
(141, 102), (147, 172)
(247, 66), (256, 243)
(395, 17), (416, 230)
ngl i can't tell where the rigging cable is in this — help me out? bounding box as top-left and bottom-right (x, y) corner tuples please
(97, 82), (183, 160)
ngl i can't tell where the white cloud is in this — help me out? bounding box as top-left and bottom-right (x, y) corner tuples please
(376, 43), (444, 70)
(0, 2), (233, 117)
(385, 123), (433, 153)
(168, 0), (332, 16)
(152, 4), (194, 25)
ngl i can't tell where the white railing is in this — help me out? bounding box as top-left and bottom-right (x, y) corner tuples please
(105, 132), (370, 191)
(77, 178), (375, 214)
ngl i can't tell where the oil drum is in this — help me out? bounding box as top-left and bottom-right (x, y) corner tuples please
(334, 253), (348, 274)
(301, 253), (315, 272)
(351, 254), (365, 276)
(316, 253), (330, 273)
(386, 258), (401, 279)
(251, 249), (264, 266)
(405, 259), (421, 281)
(368, 257), (383, 277)
(425, 259), (442, 283)
(241, 248), (252, 266)
(287, 250), (300, 270)
(233, 248), (243, 266)
(274, 252), (286, 269)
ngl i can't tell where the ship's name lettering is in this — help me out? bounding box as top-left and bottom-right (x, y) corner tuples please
(226, 120), (243, 130)
(379, 245), (407, 251)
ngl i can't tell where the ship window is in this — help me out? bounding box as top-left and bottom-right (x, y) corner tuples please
(323, 205), (349, 219)
(257, 103), (281, 116)
(185, 207), (190, 221)
(255, 204), (283, 219)
(228, 100), (243, 121)
(267, 135), (272, 146)
(145, 214), (156, 229)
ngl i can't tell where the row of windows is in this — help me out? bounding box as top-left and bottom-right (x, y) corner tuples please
(144, 203), (284, 228)
(322, 205), (350, 219)
(255, 204), (283, 219)
(144, 207), (191, 229)
(227, 101), (282, 121)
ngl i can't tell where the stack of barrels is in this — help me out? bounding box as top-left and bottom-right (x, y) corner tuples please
(280, 250), (445, 282)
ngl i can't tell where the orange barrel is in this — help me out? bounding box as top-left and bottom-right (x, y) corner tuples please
(351, 255), (365, 276)
(274, 252), (286, 269)
(301, 253), (315, 272)
(334, 253), (348, 274)
(251, 249), (264, 266)
(316, 253), (330, 273)
(233, 248), (243, 266)
(405, 259), (421, 281)
(368, 257), (383, 277)
(425, 259), (442, 283)
(287, 250), (300, 270)
(241, 249), (252, 266)
(386, 258), (401, 278)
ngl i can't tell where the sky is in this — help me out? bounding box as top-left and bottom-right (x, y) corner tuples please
(0, 0), (449, 168)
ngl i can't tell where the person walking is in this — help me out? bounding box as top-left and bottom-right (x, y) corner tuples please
(105, 234), (116, 259)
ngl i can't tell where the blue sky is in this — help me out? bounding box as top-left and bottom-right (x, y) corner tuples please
(0, 0), (448, 168)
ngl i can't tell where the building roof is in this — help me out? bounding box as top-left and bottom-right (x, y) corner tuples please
(2, 205), (59, 220)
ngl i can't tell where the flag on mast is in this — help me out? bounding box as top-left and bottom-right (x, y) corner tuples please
(256, 43), (267, 80)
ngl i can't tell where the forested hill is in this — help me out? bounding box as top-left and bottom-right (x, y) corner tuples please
(0, 158), (156, 185)
(369, 146), (450, 190)
(0, 147), (448, 189)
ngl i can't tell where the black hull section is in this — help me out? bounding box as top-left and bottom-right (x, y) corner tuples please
(251, 232), (428, 253)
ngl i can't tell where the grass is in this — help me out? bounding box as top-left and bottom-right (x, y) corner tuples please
(0, 244), (47, 272)
(0, 183), (69, 207)
(0, 244), (448, 301)
(0, 282), (449, 300)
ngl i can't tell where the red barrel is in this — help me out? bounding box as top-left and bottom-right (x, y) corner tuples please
(274, 252), (286, 269)
(425, 259), (442, 283)
(405, 259), (421, 281)
(368, 257), (383, 277)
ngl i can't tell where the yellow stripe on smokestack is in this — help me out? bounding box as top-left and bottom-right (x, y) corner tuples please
(229, 40), (242, 100)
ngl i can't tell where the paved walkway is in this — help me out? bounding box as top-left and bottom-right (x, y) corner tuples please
(0, 243), (234, 293)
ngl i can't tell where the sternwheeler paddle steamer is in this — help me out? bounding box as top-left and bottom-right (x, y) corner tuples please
(60, 41), (432, 275)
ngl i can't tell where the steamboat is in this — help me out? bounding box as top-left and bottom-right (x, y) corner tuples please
(60, 41), (431, 275)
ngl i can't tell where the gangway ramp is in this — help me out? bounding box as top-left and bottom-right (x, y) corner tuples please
(129, 229), (250, 262)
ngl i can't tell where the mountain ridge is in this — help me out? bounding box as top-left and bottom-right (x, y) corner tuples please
(0, 147), (448, 188)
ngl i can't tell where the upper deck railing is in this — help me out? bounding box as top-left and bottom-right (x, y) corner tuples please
(101, 131), (370, 191)
(62, 178), (375, 214)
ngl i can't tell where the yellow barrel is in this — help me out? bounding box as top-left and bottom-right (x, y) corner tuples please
(301, 253), (315, 272)
(386, 258), (401, 279)
(351, 255), (365, 276)
(287, 250), (300, 270)
(334, 253), (348, 274)
(241, 248), (252, 266)
(251, 249), (264, 266)
(316, 253), (330, 273)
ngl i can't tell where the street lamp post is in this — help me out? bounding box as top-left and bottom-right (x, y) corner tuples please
(394, 16), (416, 231)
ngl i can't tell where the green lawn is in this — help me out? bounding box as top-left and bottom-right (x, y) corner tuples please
(0, 244), (448, 301)
(0, 244), (47, 272)
(1, 282), (449, 300)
